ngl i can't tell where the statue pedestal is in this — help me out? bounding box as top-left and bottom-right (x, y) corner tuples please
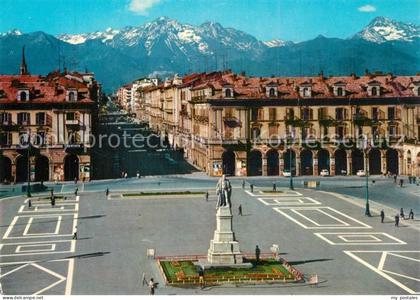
(207, 206), (244, 265)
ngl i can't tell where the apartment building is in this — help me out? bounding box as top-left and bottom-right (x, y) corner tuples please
(0, 50), (101, 182)
(137, 71), (420, 177)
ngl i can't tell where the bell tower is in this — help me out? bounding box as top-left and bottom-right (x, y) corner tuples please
(19, 46), (29, 75)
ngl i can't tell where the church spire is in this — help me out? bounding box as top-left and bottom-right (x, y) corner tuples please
(19, 46), (29, 75)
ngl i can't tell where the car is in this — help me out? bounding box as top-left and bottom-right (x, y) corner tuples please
(356, 170), (366, 177)
(320, 169), (329, 176)
(282, 171), (292, 177)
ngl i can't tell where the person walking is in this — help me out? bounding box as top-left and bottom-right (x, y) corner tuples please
(255, 245), (261, 265)
(395, 214), (400, 227)
(198, 268), (205, 289)
(393, 175), (397, 184)
(51, 195), (55, 207)
(380, 210), (385, 223)
(400, 208), (405, 219)
(74, 187), (78, 196)
(28, 199), (32, 208)
(409, 209), (414, 220)
(250, 184), (254, 193)
(399, 179), (404, 187)
(238, 204), (243, 216)
(106, 188), (109, 196)
(205, 191), (209, 202)
(273, 183), (277, 192)
(74, 177), (78, 184)
(72, 226), (78, 240)
(242, 180), (245, 189)
(136, 171), (140, 179)
(148, 278), (156, 295)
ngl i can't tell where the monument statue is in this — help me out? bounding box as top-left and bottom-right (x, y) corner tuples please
(205, 174), (248, 267)
(216, 175), (232, 208)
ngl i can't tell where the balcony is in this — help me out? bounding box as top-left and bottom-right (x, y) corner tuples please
(1, 120), (21, 131)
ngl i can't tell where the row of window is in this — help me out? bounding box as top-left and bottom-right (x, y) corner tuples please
(0, 131), (81, 146)
(15, 90), (78, 102)
(247, 107), (401, 122)
(0, 112), (80, 126)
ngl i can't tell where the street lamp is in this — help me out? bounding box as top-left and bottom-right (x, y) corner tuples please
(288, 132), (295, 190)
(359, 134), (371, 217)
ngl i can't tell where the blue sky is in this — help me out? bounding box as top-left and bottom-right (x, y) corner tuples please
(1, 0), (419, 41)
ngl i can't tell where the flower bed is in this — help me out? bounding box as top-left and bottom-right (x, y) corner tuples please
(158, 257), (301, 286)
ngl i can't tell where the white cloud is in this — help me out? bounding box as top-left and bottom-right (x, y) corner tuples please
(358, 4), (376, 13)
(128, 0), (161, 15)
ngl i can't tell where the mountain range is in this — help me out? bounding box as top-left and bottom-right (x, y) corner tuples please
(0, 16), (419, 92)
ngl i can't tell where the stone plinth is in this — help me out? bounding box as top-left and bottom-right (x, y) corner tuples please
(207, 206), (243, 265)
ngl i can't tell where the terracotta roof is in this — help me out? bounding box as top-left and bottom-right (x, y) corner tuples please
(0, 72), (96, 104)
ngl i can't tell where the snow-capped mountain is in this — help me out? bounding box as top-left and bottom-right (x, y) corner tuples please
(0, 29), (22, 37)
(55, 17), (266, 57)
(353, 16), (420, 43)
(0, 16), (418, 92)
(263, 39), (293, 47)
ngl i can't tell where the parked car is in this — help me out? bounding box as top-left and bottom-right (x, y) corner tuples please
(282, 171), (292, 177)
(356, 170), (366, 177)
(320, 169), (330, 176)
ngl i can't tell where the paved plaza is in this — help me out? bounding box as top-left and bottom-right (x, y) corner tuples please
(0, 175), (419, 295)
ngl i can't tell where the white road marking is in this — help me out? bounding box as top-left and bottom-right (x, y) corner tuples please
(273, 206), (371, 229)
(23, 216), (62, 236)
(32, 263), (66, 295)
(15, 244), (56, 253)
(338, 234), (382, 242)
(344, 251), (420, 294)
(314, 232), (406, 245)
(65, 259), (74, 295)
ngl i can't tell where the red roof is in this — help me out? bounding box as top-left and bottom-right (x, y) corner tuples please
(0, 72), (96, 104)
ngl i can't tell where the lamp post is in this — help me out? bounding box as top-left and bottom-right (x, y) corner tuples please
(26, 143), (32, 198)
(360, 134), (371, 217)
(288, 132), (295, 190)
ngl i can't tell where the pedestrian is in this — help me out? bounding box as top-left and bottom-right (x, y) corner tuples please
(140, 273), (148, 286)
(273, 183), (277, 192)
(106, 188), (109, 196)
(198, 268), (205, 289)
(28, 199), (32, 208)
(74, 177), (78, 184)
(51, 196), (55, 207)
(124, 172), (128, 179)
(393, 175), (397, 183)
(409, 209), (414, 220)
(380, 209), (385, 223)
(395, 214), (399, 227)
(72, 226), (78, 240)
(250, 184), (254, 193)
(400, 208), (405, 219)
(205, 191), (209, 202)
(148, 278), (156, 295)
(409, 176), (413, 184)
(242, 180), (245, 189)
(255, 245), (261, 265)
(136, 171), (140, 179)
(238, 204), (242, 216)
(399, 179), (404, 187)
(74, 188), (78, 196)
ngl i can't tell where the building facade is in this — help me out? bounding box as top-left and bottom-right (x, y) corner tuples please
(0, 51), (101, 183)
(136, 71), (420, 177)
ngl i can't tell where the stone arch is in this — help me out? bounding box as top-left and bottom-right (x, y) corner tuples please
(0, 155), (12, 183)
(222, 150), (236, 176)
(386, 148), (399, 175)
(35, 155), (49, 182)
(335, 149), (347, 175)
(15, 155), (29, 183)
(248, 150), (262, 176)
(368, 148), (381, 175)
(300, 149), (313, 176)
(266, 149), (279, 176)
(317, 149), (330, 175)
(351, 149), (364, 175)
(64, 154), (79, 181)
